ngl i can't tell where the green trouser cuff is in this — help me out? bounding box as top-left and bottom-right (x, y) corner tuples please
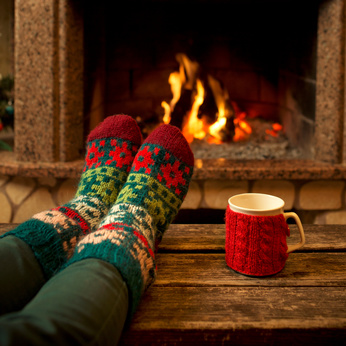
(0, 236), (46, 315)
(0, 259), (128, 345)
(2, 220), (67, 279)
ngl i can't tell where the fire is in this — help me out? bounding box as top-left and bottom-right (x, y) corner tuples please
(233, 112), (252, 142)
(162, 69), (185, 124)
(161, 101), (171, 124)
(182, 79), (206, 142)
(208, 111), (227, 144)
(161, 53), (283, 144)
(207, 75), (230, 143)
(265, 123), (283, 138)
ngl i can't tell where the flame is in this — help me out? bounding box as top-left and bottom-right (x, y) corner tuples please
(161, 53), (283, 144)
(209, 108), (227, 143)
(207, 75), (229, 142)
(161, 101), (171, 124)
(162, 67), (186, 124)
(182, 79), (206, 143)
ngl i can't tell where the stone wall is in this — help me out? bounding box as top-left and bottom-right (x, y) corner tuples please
(0, 175), (78, 223)
(183, 179), (346, 224)
(1, 174), (345, 225)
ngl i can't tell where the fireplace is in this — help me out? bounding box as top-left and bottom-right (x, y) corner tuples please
(84, 0), (319, 161)
(11, 0), (345, 165)
(1, 0), (345, 226)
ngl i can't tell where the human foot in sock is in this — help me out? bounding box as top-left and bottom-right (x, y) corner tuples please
(67, 124), (194, 316)
(3, 114), (142, 278)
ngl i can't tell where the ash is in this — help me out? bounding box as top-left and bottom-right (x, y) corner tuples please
(190, 118), (303, 160)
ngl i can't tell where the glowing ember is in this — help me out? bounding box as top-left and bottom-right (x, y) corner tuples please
(233, 112), (252, 141)
(265, 123), (283, 138)
(272, 123), (283, 132)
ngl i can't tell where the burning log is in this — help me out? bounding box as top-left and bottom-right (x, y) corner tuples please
(160, 53), (285, 145)
(162, 54), (199, 129)
(162, 53), (236, 143)
(214, 114), (235, 142)
(198, 75), (218, 126)
(169, 54), (200, 129)
(207, 75), (235, 142)
(169, 89), (193, 129)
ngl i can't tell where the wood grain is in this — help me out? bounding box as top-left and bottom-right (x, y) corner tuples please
(133, 287), (346, 328)
(154, 253), (346, 287)
(1, 223), (345, 344)
(122, 286), (346, 344)
(1, 223), (346, 251)
(0, 224), (16, 234)
(160, 224), (346, 252)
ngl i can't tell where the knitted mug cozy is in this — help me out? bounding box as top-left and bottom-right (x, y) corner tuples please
(2, 115), (142, 278)
(225, 206), (290, 276)
(67, 124), (194, 317)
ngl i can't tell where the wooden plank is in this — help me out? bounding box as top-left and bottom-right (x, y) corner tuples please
(1, 223), (345, 344)
(122, 328), (345, 346)
(154, 253), (346, 287)
(160, 224), (346, 252)
(1, 223), (346, 251)
(0, 224), (17, 234)
(121, 286), (346, 345)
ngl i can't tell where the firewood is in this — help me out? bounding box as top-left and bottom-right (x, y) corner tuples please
(198, 77), (218, 125)
(207, 75), (235, 142)
(170, 89), (193, 129)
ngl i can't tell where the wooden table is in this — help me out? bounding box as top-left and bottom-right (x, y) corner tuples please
(1, 224), (345, 344)
(121, 224), (346, 345)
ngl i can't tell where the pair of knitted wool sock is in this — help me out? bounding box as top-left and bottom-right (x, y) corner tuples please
(4, 114), (194, 315)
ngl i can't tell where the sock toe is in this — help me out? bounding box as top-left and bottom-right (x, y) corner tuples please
(87, 114), (142, 145)
(144, 124), (194, 166)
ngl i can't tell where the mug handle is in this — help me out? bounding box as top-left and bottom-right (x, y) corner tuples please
(283, 212), (306, 253)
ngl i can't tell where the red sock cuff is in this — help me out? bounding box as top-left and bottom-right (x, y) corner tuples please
(87, 114), (142, 145)
(144, 124), (194, 166)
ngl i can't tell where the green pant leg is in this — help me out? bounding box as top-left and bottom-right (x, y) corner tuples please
(0, 259), (129, 346)
(0, 236), (46, 315)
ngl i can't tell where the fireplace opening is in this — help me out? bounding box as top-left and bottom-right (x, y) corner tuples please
(84, 0), (318, 160)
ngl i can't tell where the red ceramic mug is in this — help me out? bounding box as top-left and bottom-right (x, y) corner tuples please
(225, 193), (305, 276)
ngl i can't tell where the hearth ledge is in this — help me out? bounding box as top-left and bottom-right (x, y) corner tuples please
(1, 152), (346, 180)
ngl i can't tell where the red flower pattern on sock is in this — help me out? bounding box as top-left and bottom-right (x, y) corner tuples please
(133, 146), (155, 173)
(84, 141), (105, 171)
(158, 160), (186, 193)
(106, 140), (137, 171)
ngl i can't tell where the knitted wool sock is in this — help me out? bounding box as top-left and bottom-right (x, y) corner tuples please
(66, 124), (194, 316)
(3, 114), (142, 278)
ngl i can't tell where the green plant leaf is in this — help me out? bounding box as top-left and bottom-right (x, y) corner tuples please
(0, 140), (12, 151)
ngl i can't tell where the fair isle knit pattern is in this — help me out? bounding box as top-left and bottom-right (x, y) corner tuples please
(2, 115), (142, 278)
(67, 124), (194, 316)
